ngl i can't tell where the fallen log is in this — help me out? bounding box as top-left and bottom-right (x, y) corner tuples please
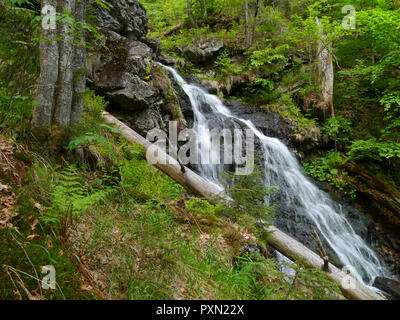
(101, 111), (384, 300)
(102, 111), (223, 199)
(155, 23), (183, 38)
(266, 226), (383, 300)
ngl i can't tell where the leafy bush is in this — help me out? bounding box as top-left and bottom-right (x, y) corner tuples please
(304, 151), (356, 198)
(83, 88), (109, 121)
(322, 116), (352, 149)
(247, 44), (288, 72)
(0, 4), (39, 137)
(348, 138), (400, 162)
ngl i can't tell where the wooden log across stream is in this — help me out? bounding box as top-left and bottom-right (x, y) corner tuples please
(102, 111), (384, 300)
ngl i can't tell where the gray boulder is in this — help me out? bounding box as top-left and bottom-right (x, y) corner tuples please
(105, 75), (160, 111)
(183, 38), (225, 65)
(91, 0), (149, 41)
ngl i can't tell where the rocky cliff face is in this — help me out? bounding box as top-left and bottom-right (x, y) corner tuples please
(88, 0), (186, 136)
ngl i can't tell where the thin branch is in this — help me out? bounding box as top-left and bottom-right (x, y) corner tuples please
(10, 230), (43, 297)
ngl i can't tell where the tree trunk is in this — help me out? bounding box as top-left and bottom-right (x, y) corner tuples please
(266, 226), (384, 300)
(33, 0), (59, 137)
(186, 1), (197, 28)
(33, 1), (87, 151)
(101, 110), (384, 300)
(53, 0), (75, 129)
(251, 0), (260, 44)
(201, 0), (207, 20)
(315, 17), (334, 118)
(70, 0), (86, 125)
(244, 0), (251, 47)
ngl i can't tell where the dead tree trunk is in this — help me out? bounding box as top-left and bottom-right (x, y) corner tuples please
(315, 17), (334, 118)
(155, 23), (183, 38)
(102, 111), (224, 199)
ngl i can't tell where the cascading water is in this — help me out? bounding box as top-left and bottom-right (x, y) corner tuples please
(161, 64), (389, 286)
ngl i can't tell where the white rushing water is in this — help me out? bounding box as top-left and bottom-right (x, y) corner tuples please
(161, 64), (388, 285)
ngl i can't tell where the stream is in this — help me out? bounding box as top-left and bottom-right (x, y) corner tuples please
(160, 64), (390, 287)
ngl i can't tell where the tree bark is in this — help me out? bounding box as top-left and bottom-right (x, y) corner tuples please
(266, 226), (384, 300)
(315, 17), (334, 118)
(33, 0), (59, 135)
(33, 1), (86, 151)
(70, 0), (86, 125)
(251, 0), (260, 44)
(244, 0), (251, 47)
(186, 1), (197, 28)
(201, 0), (207, 20)
(102, 110), (384, 300)
(54, 0), (75, 129)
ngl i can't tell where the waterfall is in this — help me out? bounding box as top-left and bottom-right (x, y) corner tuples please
(160, 64), (389, 286)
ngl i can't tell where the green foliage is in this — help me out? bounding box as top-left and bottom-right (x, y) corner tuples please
(348, 138), (400, 162)
(266, 93), (317, 130)
(215, 50), (238, 76)
(380, 92), (400, 141)
(42, 165), (117, 226)
(321, 116), (352, 150)
(247, 44), (288, 72)
(216, 167), (277, 242)
(119, 144), (184, 201)
(84, 89), (109, 120)
(0, 3), (39, 137)
(0, 159), (94, 300)
(141, 0), (187, 37)
(282, 258), (341, 299)
(304, 151), (356, 197)
(185, 198), (224, 216)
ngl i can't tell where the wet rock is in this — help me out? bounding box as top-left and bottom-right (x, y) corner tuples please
(200, 80), (220, 95)
(373, 277), (400, 299)
(142, 37), (161, 58)
(87, 5), (181, 129)
(224, 100), (294, 145)
(222, 75), (249, 96)
(87, 28), (161, 112)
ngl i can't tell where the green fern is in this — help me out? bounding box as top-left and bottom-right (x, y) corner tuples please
(42, 166), (116, 226)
